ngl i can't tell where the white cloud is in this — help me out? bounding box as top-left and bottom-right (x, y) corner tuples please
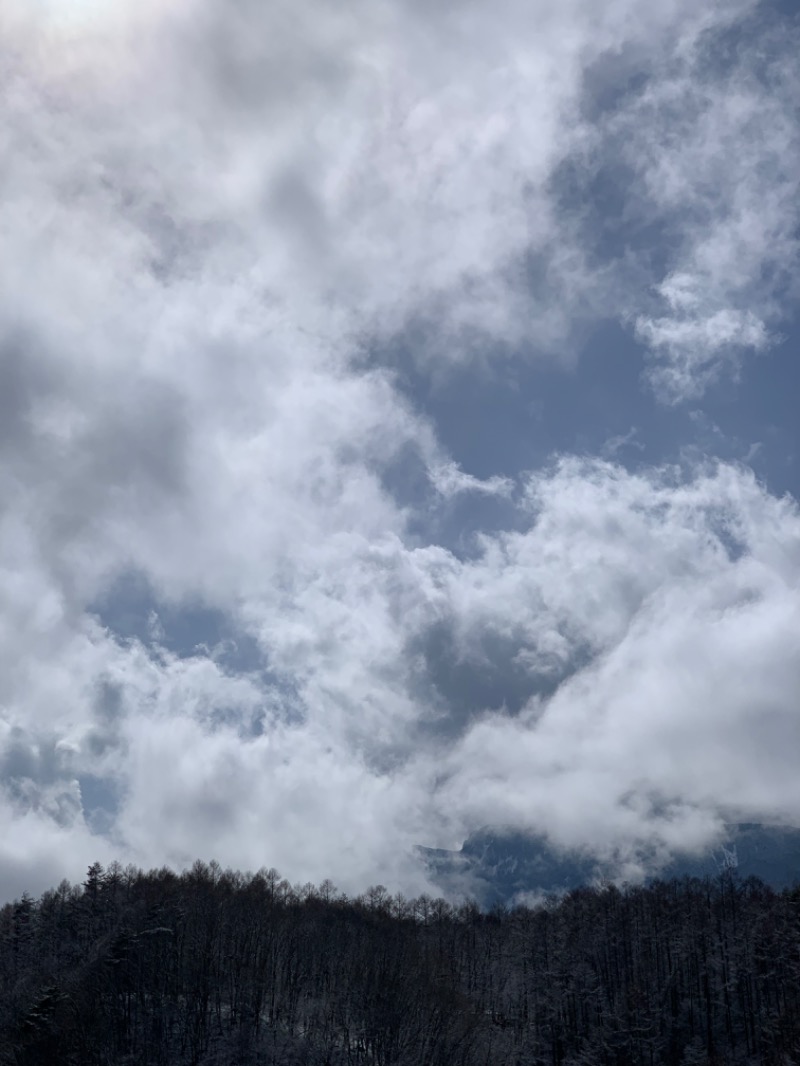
(431, 460), (800, 860)
(7, 0), (780, 371)
(4, 445), (799, 897)
(0, 0), (798, 901)
(637, 292), (770, 398)
(429, 462), (513, 499)
(623, 24), (800, 400)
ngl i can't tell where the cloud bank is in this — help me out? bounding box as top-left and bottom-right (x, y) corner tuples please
(0, 0), (798, 901)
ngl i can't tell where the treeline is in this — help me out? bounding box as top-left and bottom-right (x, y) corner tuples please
(1, 862), (799, 1065)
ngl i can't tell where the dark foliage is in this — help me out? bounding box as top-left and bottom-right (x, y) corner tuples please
(1, 862), (799, 1065)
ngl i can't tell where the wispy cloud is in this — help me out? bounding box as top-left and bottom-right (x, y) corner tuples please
(429, 462), (513, 499)
(624, 18), (800, 400)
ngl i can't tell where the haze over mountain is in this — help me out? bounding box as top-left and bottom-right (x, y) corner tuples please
(1, 0), (799, 903)
(418, 823), (800, 907)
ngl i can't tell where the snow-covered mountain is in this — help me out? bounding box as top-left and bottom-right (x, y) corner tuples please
(417, 823), (800, 907)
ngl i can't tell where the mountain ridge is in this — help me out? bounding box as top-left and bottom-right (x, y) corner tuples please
(417, 822), (800, 906)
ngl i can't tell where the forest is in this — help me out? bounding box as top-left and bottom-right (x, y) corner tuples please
(1, 861), (799, 1066)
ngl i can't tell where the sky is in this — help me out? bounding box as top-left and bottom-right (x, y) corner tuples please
(0, 0), (799, 902)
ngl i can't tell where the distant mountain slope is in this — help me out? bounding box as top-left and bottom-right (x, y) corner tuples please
(417, 823), (800, 906)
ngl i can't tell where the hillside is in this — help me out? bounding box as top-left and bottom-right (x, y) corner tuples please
(1, 861), (799, 1064)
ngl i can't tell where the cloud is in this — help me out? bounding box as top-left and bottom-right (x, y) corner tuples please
(429, 462), (513, 499)
(9, 0), (787, 374)
(622, 17), (800, 399)
(4, 448), (799, 897)
(602, 427), (645, 459)
(0, 0), (798, 901)
(430, 459), (800, 861)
